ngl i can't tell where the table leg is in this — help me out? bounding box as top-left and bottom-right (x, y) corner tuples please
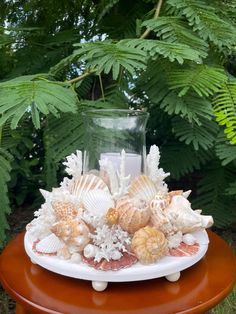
(16, 303), (33, 314)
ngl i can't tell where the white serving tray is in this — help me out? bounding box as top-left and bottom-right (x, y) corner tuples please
(24, 230), (209, 291)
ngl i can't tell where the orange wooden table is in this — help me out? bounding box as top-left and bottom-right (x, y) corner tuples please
(0, 231), (235, 314)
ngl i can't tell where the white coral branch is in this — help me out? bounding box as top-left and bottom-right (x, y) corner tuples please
(90, 224), (131, 262)
(146, 145), (170, 192)
(113, 150), (131, 200)
(99, 158), (119, 194)
(63, 150), (83, 177)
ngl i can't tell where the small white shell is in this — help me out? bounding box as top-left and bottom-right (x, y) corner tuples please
(84, 244), (98, 258)
(167, 231), (183, 249)
(70, 253), (82, 263)
(82, 189), (114, 217)
(182, 233), (196, 245)
(35, 233), (64, 254)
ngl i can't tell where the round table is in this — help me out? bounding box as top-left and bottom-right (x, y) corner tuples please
(0, 231), (235, 314)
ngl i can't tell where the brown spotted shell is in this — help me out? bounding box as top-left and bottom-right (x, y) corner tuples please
(116, 197), (151, 234)
(106, 208), (119, 225)
(51, 219), (90, 251)
(131, 226), (167, 264)
(52, 201), (78, 220)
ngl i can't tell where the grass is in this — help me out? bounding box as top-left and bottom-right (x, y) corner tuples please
(211, 287), (236, 314)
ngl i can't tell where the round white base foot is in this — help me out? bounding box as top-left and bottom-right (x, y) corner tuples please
(92, 281), (108, 291)
(165, 272), (181, 282)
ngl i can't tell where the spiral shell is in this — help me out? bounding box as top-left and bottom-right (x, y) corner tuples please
(52, 201), (78, 220)
(116, 197), (151, 234)
(128, 175), (157, 206)
(131, 226), (167, 264)
(68, 174), (109, 200)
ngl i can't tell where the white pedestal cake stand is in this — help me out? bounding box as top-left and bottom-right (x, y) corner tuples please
(24, 230), (209, 292)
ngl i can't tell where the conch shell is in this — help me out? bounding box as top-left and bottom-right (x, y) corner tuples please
(131, 226), (167, 264)
(165, 195), (213, 234)
(51, 219), (90, 251)
(116, 197), (151, 234)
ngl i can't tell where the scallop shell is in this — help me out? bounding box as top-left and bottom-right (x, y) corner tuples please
(33, 233), (64, 255)
(131, 226), (167, 264)
(128, 175), (157, 206)
(116, 197), (151, 234)
(51, 219), (90, 251)
(82, 252), (138, 270)
(82, 189), (114, 217)
(52, 201), (78, 220)
(168, 242), (199, 257)
(68, 174), (109, 200)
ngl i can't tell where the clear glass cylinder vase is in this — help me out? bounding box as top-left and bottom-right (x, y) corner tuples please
(82, 109), (149, 178)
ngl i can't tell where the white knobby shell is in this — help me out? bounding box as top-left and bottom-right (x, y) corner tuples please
(82, 189), (114, 217)
(35, 233), (64, 254)
(165, 195), (213, 233)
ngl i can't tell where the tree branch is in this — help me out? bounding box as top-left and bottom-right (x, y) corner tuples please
(66, 70), (96, 84)
(140, 0), (163, 39)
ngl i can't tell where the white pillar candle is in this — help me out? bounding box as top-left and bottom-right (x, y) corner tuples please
(100, 152), (141, 179)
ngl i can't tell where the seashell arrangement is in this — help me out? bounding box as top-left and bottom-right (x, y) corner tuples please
(26, 145), (214, 270)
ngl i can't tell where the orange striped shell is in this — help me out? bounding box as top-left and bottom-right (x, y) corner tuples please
(116, 197), (151, 234)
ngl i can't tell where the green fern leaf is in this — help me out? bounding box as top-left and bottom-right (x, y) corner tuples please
(172, 116), (219, 150)
(225, 181), (236, 197)
(161, 141), (213, 179)
(168, 64), (227, 97)
(142, 17), (208, 58)
(160, 91), (214, 123)
(73, 41), (147, 80)
(122, 38), (202, 64)
(213, 82), (236, 144)
(96, 0), (120, 21)
(0, 77), (78, 129)
(167, 0), (236, 48)
(193, 165), (236, 227)
(0, 148), (12, 247)
(215, 133), (236, 166)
